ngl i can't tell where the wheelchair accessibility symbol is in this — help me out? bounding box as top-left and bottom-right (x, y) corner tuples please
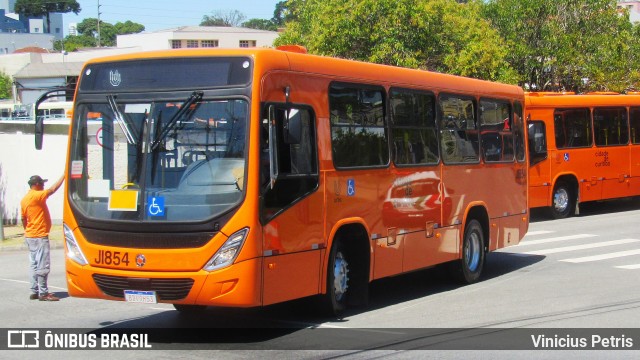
(347, 179), (355, 197)
(147, 196), (165, 217)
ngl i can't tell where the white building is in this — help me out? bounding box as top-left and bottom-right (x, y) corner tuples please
(618, 1), (640, 23)
(117, 26), (279, 51)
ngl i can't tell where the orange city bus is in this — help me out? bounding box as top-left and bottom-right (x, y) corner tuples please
(526, 92), (640, 218)
(36, 46), (528, 314)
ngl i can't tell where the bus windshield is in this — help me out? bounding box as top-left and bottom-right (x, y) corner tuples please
(69, 97), (248, 222)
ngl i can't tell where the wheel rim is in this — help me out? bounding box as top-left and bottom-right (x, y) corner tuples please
(553, 188), (569, 214)
(465, 232), (481, 272)
(332, 251), (349, 301)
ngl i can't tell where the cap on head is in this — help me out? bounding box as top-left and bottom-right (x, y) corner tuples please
(28, 175), (48, 186)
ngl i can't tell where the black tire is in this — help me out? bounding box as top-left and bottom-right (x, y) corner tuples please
(173, 304), (207, 314)
(550, 181), (575, 219)
(450, 219), (485, 284)
(323, 240), (350, 316)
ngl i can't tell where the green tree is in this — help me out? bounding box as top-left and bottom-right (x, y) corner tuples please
(242, 18), (277, 31)
(201, 10), (246, 27)
(0, 72), (12, 99)
(53, 35), (97, 52)
(14, 0), (80, 34)
(272, 1), (291, 27)
(275, 0), (516, 83)
(75, 18), (144, 47)
(483, 0), (640, 92)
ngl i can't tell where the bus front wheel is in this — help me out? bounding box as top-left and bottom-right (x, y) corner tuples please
(550, 182), (575, 219)
(323, 240), (350, 315)
(450, 219), (485, 284)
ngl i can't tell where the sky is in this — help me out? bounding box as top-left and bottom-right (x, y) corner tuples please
(63, 0), (282, 35)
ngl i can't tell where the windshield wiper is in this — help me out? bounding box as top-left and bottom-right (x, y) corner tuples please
(107, 94), (138, 145)
(151, 91), (203, 151)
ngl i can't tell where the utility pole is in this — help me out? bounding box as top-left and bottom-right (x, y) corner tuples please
(97, 0), (102, 47)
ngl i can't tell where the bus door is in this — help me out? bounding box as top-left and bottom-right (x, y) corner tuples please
(260, 104), (324, 305)
(527, 117), (550, 208)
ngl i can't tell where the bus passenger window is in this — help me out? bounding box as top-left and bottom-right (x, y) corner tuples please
(438, 94), (479, 163)
(389, 88), (438, 166)
(554, 108), (591, 149)
(329, 83), (389, 168)
(631, 107), (640, 144)
(593, 107), (628, 146)
(480, 99), (513, 162)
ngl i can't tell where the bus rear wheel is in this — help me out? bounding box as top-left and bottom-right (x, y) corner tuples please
(450, 219), (485, 284)
(550, 182), (575, 219)
(323, 240), (350, 316)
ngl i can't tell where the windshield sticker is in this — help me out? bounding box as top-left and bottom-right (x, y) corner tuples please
(147, 196), (165, 217)
(87, 179), (110, 198)
(108, 190), (139, 211)
(71, 160), (83, 179)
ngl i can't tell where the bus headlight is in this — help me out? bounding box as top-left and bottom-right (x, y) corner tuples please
(63, 223), (88, 266)
(203, 228), (249, 272)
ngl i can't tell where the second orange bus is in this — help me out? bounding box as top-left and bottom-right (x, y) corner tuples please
(527, 92), (640, 218)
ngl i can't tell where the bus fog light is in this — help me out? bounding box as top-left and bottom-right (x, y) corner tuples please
(203, 228), (249, 272)
(63, 223), (88, 266)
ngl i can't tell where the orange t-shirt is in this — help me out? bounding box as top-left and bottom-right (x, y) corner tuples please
(20, 189), (53, 238)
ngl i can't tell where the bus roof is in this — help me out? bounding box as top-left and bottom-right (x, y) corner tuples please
(525, 92), (640, 107)
(80, 47), (523, 100)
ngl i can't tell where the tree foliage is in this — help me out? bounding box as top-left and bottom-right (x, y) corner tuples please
(0, 72), (13, 99)
(201, 10), (246, 27)
(14, 0), (80, 34)
(242, 19), (278, 31)
(53, 18), (145, 50)
(275, 0), (517, 83)
(483, 0), (640, 92)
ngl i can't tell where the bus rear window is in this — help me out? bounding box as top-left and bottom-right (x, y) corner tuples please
(79, 57), (252, 92)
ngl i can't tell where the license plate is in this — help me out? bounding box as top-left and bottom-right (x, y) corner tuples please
(124, 290), (157, 304)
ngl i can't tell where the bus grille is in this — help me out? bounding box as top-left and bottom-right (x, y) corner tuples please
(80, 227), (214, 249)
(92, 274), (194, 301)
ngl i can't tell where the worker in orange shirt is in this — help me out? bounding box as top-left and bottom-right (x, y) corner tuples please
(20, 174), (64, 301)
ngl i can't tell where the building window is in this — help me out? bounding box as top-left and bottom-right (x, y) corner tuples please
(239, 40), (257, 48)
(34, 28), (40, 33)
(201, 40), (218, 48)
(186, 40), (199, 48)
(171, 40), (182, 49)
(55, 28), (61, 33)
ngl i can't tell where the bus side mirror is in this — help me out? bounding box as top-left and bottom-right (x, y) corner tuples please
(35, 117), (44, 150)
(34, 87), (68, 150)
